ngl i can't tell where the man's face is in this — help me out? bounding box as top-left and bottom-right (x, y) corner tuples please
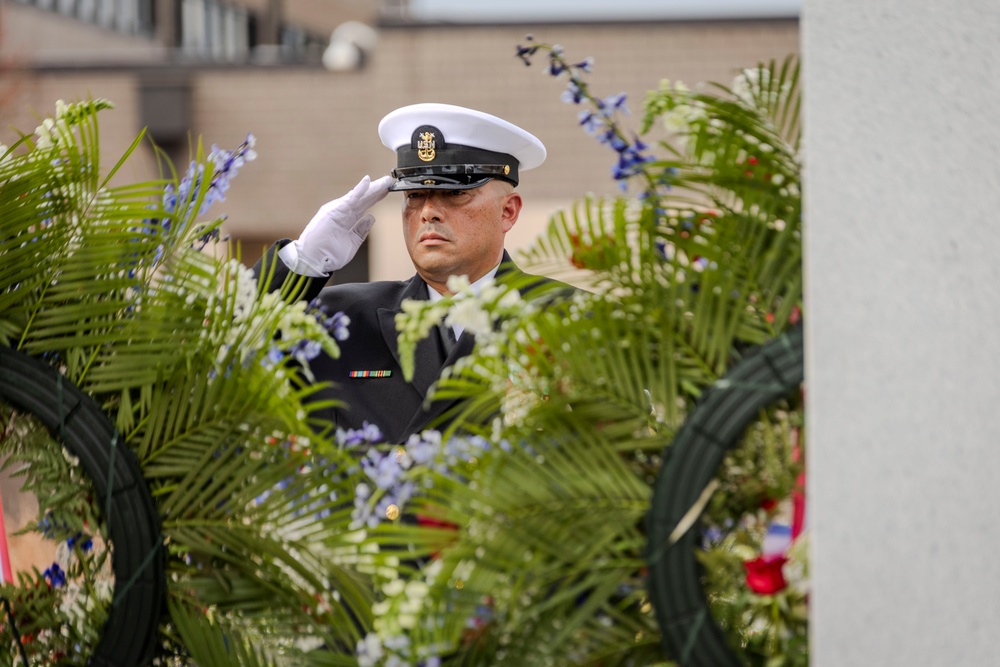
(400, 179), (521, 294)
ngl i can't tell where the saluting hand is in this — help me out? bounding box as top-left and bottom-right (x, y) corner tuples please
(281, 174), (393, 276)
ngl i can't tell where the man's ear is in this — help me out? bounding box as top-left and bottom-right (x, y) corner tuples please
(500, 191), (522, 233)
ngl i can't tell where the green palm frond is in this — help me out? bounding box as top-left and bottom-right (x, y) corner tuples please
(364, 428), (656, 664)
(0, 100), (370, 664)
(168, 598), (287, 667)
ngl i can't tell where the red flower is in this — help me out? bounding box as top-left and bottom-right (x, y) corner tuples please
(417, 515), (458, 530)
(789, 304), (802, 325)
(743, 555), (788, 595)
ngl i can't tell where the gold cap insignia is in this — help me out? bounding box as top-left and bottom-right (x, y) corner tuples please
(417, 131), (436, 162)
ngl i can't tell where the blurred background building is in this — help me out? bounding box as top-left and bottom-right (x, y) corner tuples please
(1, 0), (799, 285)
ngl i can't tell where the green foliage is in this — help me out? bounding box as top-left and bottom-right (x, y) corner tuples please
(0, 100), (369, 665)
(377, 46), (806, 665)
(0, 46), (808, 666)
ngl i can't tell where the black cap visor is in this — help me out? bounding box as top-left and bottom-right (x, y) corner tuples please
(390, 140), (520, 191)
(389, 164), (512, 191)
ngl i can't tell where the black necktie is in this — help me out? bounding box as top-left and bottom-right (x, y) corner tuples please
(439, 320), (457, 356)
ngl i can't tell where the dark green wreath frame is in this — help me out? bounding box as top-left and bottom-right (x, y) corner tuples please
(646, 324), (804, 666)
(0, 345), (164, 667)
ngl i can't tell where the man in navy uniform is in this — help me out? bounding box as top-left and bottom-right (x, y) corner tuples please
(256, 103), (549, 444)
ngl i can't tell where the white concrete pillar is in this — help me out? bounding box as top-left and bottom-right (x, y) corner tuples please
(803, 1), (1000, 664)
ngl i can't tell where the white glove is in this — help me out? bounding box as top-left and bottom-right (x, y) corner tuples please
(279, 175), (393, 276)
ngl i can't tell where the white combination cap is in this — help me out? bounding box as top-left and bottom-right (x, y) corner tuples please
(378, 102), (546, 191)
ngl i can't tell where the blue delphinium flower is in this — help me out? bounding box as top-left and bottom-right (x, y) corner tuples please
(516, 45), (537, 64)
(308, 299), (352, 342)
(523, 38), (662, 194)
(601, 128), (628, 153)
(337, 421), (384, 448)
(38, 512), (71, 539)
(561, 80), (585, 104)
(405, 431), (438, 466)
(66, 532), (93, 552)
(201, 135), (257, 213)
(611, 138), (655, 191)
(44, 562), (66, 587)
(348, 430), (493, 528)
(325, 311), (351, 341)
(599, 92), (629, 115)
(160, 133), (257, 240)
(515, 35), (539, 65)
(362, 448), (406, 491)
(262, 345), (285, 368)
(578, 110), (604, 135)
(291, 339), (324, 364)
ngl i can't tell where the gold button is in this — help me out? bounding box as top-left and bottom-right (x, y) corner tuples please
(503, 165), (510, 175)
(385, 504), (400, 520)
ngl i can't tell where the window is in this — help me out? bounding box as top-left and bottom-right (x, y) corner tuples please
(16, 0), (154, 36)
(180, 0), (250, 61)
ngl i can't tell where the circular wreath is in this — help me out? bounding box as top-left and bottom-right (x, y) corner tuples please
(646, 324), (804, 666)
(0, 345), (164, 667)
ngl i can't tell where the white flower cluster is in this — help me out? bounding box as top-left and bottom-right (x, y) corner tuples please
(731, 66), (792, 110)
(204, 259), (340, 377)
(395, 274), (528, 382)
(54, 537), (113, 630)
(358, 559), (447, 667)
(34, 100), (74, 150)
(731, 67), (767, 107)
(227, 258), (259, 325)
(443, 274), (524, 338)
(656, 79), (709, 139)
(34, 99), (114, 150)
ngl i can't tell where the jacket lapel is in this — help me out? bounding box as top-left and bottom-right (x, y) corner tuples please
(376, 275), (444, 399)
(385, 254), (550, 438)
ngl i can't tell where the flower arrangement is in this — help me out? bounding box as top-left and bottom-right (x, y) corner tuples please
(688, 399), (808, 666)
(0, 100), (371, 665)
(0, 429), (111, 665)
(366, 39), (805, 666)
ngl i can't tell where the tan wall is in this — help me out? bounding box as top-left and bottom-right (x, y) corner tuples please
(282, 0), (380, 35)
(1, 467), (54, 583)
(1, 71), (160, 182)
(0, 1), (165, 63)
